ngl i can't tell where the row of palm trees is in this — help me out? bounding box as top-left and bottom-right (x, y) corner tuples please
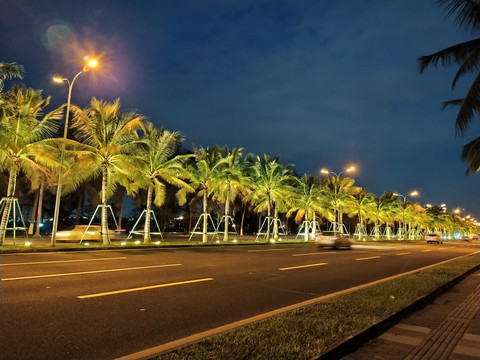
(1, 62), (478, 246)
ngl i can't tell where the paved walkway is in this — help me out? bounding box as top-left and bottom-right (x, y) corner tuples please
(341, 269), (480, 360)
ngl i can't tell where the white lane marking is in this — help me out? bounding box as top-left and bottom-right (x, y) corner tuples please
(1, 264), (181, 281)
(78, 278), (214, 299)
(0, 257), (127, 266)
(355, 256), (381, 261)
(293, 252), (337, 257)
(395, 252), (412, 256)
(279, 263), (327, 271)
(421, 250), (432, 253)
(247, 248), (295, 252)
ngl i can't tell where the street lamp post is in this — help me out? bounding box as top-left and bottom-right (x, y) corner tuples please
(320, 165), (356, 233)
(50, 59), (97, 246)
(394, 190), (419, 239)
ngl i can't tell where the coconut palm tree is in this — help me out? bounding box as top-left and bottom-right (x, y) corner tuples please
(0, 86), (62, 244)
(70, 98), (145, 245)
(246, 154), (296, 241)
(288, 175), (333, 241)
(352, 188), (377, 238)
(419, 0), (480, 174)
(136, 123), (193, 243)
(187, 145), (223, 243)
(0, 62), (23, 92)
(213, 146), (251, 242)
(321, 174), (360, 234)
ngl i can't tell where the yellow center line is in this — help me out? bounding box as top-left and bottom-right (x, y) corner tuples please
(421, 250), (432, 253)
(279, 263), (327, 271)
(355, 256), (381, 261)
(1, 264), (181, 281)
(395, 252), (412, 256)
(77, 278), (214, 299)
(0, 257), (127, 266)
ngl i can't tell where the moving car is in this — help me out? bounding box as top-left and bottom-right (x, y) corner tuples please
(425, 233), (442, 244)
(55, 225), (116, 242)
(315, 231), (351, 249)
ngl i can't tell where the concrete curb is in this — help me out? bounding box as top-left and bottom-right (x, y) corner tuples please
(312, 264), (480, 360)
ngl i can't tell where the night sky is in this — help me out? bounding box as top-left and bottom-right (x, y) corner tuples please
(1, 0), (479, 218)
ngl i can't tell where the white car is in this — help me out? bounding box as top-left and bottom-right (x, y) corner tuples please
(55, 225), (116, 242)
(315, 231), (351, 249)
(425, 233), (442, 244)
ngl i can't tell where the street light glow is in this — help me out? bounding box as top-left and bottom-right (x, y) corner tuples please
(410, 190), (419, 197)
(52, 76), (64, 83)
(87, 59), (98, 68)
(346, 166), (356, 173)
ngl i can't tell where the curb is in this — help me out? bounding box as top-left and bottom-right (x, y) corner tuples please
(312, 264), (480, 360)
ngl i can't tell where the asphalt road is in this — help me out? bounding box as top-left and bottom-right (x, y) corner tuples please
(1, 241), (478, 360)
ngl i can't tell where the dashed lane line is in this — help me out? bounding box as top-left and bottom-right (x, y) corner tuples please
(1, 263), (181, 281)
(355, 256), (381, 261)
(78, 278), (214, 299)
(0, 257), (127, 266)
(279, 263), (327, 271)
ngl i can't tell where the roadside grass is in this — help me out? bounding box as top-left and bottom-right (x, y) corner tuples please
(155, 252), (480, 360)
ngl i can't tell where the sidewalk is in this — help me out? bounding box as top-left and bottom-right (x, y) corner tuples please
(338, 269), (480, 360)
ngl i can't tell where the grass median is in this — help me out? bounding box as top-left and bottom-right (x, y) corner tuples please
(155, 252), (480, 360)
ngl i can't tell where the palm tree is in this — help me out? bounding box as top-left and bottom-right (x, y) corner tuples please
(288, 175), (333, 241)
(352, 188), (377, 239)
(188, 146), (223, 243)
(419, 0), (480, 174)
(321, 174), (360, 234)
(246, 154), (296, 241)
(0, 62), (23, 92)
(70, 98), (145, 245)
(0, 86), (62, 244)
(213, 146), (250, 242)
(370, 192), (397, 240)
(136, 123), (193, 243)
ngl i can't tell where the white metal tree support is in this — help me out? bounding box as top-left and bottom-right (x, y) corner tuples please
(80, 204), (119, 243)
(384, 226), (394, 240)
(188, 212), (219, 242)
(353, 223), (367, 240)
(328, 221), (349, 235)
(127, 209), (163, 241)
(217, 215), (238, 235)
(396, 227), (406, 240)
(370, 224), (382, 241)
(255, 216), (287, 242)
(296, 220), (321, 241)
(0, 197), (28, 244)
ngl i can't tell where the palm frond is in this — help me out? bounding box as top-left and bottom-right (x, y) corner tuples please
(461, 136), (480, 174)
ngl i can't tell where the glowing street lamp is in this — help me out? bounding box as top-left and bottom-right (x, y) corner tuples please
(320, 165), (357, 233)
(50, 58), (98, 246)
(394, 190), (419, 238)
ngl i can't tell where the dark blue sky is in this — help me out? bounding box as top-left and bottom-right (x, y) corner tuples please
(1, 0), (479, 218)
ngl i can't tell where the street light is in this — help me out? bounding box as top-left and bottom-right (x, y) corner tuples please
(320, 165), (357, 233)
(393, 190), (419, 239)
(50, 58), (98, 246)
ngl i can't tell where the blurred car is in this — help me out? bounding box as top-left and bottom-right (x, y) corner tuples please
(425, 233), (442, 244)
(461, 236), (471, 242)
(315, 231), (351, 249)
(55, 225), (116, 242)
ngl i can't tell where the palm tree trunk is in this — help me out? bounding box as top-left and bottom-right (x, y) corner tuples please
(101, 166), (110, 245)
(0, 170), (17, 245)
(223, 187), (231, 242)
(240, 205), (246, 236)
(266, 201), (271, 242)
(202, 192), (208, 244)
(28, 188), (40, 235)
(75, 190), (84, 225)
(143, 185), (153, 244)
(273, 204), (279, 240)
(34, 179), (45, 238)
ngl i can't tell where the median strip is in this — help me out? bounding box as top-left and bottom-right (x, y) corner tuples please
(78, 278), (214, 299)
(1, 263), (181, 281)
(279, 263), (327, 271)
